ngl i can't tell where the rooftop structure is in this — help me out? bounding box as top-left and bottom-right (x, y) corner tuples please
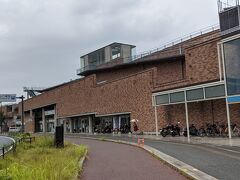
(76, 25), (220, 76)
(77, 42), (136, 75)
(218, 0), (240, 35)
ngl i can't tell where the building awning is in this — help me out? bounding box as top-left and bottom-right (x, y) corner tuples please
(152, 81), (227, 141)
(152, 81), (225, 106)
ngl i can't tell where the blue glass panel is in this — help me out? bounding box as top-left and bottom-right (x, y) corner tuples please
(227, 96), (240, 103)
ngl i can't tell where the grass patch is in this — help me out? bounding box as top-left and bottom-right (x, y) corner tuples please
(0, 136), (87, 180)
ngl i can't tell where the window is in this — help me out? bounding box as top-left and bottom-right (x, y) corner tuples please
(224, 38), (240, 95)
(156, 94), (169, 105)
(170, 92), (185, 103)
(111, 45), (121, 59)
(6, 106), (12, 112)
(88, 49), (105, 65)
(186, 88), (204, 101)
(205, 85), (225, 98)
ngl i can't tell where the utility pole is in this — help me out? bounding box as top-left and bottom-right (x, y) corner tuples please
(16, 96), (25, 133)
(0, 102), (2, 133)
(0, 101), (2, 113)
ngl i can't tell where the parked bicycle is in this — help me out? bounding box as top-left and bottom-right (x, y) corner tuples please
(232, 124), (240, 137)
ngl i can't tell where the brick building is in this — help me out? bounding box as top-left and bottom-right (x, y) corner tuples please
(21, 1), (240, 139)
(0, 104), (21, 131)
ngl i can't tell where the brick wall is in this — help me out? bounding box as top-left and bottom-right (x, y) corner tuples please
(24, 111), (35, 133)
(96, 59), (185, 85)
(96, 65), (144, 83)
(185, 39), (220, 84)
(157, 99), (240, 130)
(154, 60), (185, 85)
(22, 30), (239, 133)
(24, 70), (157, 132)
(153, 33), (221, 92)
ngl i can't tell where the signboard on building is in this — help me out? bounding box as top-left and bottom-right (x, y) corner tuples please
(44, 110), (55, 116)
(0, 94), (16, 102)
(227, 96), (240, 104)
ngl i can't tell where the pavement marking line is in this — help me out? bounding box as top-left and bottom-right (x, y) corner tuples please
(205, 145), (240, 154)
(175, 143), (240, 161)
(195, 146), (240, 161)
(66, 136), (217, 180)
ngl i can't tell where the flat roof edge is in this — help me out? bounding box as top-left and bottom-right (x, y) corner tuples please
(79, 54), (185, 76)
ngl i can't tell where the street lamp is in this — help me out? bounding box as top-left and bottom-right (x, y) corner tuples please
(16, 96), (25, 133)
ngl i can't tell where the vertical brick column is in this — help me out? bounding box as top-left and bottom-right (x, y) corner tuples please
(63, 119), (67, 133)
(54, 106), (57, 131)
(89, 116), (93, 134)
(42, 108), (46, 133)
(69, 118), (72, 133)
(30, 110), (35, 133)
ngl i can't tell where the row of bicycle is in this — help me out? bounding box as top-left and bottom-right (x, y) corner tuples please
(160, 123), (240, 137)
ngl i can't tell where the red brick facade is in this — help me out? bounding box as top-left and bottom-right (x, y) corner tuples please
(21, 30), (240, 133)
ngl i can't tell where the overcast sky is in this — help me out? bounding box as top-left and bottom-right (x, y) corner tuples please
(0, 0), (220, 101)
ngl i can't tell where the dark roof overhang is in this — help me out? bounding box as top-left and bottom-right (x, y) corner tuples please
(79, 54), (185, 76)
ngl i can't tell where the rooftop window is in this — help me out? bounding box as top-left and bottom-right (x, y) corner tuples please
(111, 44), (121, 59)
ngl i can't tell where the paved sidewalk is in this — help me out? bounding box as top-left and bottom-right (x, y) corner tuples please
(67, 133), (240, 147)
(137, 134), (240, 147)
(66, 137), (187, 180)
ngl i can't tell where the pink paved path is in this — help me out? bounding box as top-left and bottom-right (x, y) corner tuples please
(66, 137), (187, 180)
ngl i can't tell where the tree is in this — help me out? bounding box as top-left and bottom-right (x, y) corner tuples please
(0, 111), (5, 133)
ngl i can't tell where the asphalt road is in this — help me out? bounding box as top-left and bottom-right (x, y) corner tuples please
(67, 134), (240, 180)
(66, 137), (186, 180)
(0, 136), (14, 147)
(0, 136), (15, 155)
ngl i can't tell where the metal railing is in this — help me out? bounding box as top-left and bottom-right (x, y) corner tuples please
(126, 24), (219, 61)
(77, 64), (97, 74)
(77, 24), (220, 75)
(0, 136), (35, 159)
(218, 0), (239, 12)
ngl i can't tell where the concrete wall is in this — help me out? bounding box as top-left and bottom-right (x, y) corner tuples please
(121, 44), (131, 60)
(104, 46), (111, 62)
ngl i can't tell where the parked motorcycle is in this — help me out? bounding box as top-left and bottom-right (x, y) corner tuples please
(198, 126), (206, 137)
(161, 124), (178, 137)
(183, 124), (198, 137)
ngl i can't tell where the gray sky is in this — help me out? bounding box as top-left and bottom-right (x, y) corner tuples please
(0, 0), (219, 100)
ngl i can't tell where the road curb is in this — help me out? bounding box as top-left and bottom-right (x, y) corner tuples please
(68, 135), (217, 180)
(73, 144), (88, 180)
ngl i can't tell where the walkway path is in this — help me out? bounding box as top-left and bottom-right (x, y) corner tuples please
(67, 134), (240, 180)
(66, 137), (187, 180)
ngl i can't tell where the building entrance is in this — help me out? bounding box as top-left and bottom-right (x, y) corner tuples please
(71, 116), (90, 133)
(93, 114), (130, 134)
